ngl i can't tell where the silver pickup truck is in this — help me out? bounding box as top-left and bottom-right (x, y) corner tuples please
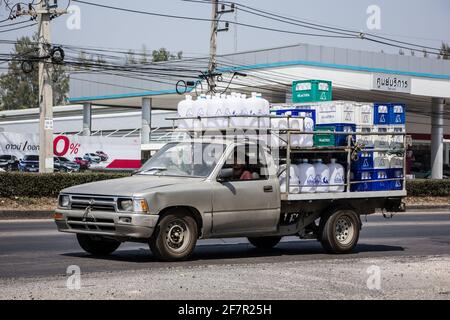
(54, 137), (406, 261)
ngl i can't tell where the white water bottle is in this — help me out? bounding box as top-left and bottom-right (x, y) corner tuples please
(313, 159), (330, 193)
(177, 95), (193, 129)
(328, 159), (345, 192)
(295, 159), (316, 193)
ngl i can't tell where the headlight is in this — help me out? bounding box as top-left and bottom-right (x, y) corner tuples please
(118, 198), (149, 213)
(59, 195), (70, 208)
(133, 198), (149, 213)
(118, 199), (133, 212)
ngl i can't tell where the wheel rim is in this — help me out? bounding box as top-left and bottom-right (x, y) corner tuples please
(165, 219), (191, 253)
(335, 215), (355, 245)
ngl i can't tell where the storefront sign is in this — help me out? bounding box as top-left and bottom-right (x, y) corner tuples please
(372, 73), (411, 93)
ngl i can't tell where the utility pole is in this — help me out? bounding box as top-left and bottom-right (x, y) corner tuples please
(208, 0), (219, 93)
(37, 1), (54, 173)
(18, 1), (66, 173)
(207, 1), (234, 93)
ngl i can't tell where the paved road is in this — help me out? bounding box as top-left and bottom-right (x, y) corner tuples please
(0, 211), (449, 279)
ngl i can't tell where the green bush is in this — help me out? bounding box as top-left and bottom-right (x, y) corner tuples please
(0, 172), (131, 198)
(406, 179), (450, 197)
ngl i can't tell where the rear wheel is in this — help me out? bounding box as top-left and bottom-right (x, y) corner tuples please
(248, 236), (282, 249)
(76, 234), (121, 255)
(319, 209), (360, 254)
(149, 212), (198, 261)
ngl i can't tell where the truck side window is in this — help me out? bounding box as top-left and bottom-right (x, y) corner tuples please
(222, 144), (269, 181)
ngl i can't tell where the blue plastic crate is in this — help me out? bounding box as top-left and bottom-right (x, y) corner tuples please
(316, 123), (356, 146)
(389, 168), (404, 190)
(351, 151), (374, 170)
(350, 169), (373, 192)
(372, 169), (391, 191)
(275, 108), (316, 126)
(373, 103), (390, 125)
(374, 103), (406, 125)
(389, 103), (406, 125)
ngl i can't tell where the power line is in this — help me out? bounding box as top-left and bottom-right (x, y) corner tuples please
(0, 22), (37, 33)
(186, 0), (445, 55)
(71, 0), (357, 39)
(0, 19), (32, 28)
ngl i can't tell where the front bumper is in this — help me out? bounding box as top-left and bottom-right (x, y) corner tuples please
(54, 208), (159, 240)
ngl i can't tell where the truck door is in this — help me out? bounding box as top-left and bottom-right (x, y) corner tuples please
(211, 143), (280, 236)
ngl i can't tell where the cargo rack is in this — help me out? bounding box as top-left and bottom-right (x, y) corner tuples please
(165, 114), (408, 201)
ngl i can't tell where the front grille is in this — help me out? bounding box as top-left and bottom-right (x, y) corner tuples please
(70, 195), (116, 212)
(67, 216), (116, 232)
(68, 217), (114, 224)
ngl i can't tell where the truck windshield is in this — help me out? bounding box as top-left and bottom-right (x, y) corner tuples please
(138, 142), (226, 177)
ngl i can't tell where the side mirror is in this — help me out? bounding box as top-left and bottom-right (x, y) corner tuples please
(217, 168), (234, 182)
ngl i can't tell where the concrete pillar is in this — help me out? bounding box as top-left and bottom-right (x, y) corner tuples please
(141, 98), (152, 144)
(431, 98), (445, 179)
(82, 102), (92, 136)
(444, 143), (450, 165)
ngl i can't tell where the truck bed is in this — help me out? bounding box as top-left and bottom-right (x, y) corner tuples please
(281, 190), (406, 201)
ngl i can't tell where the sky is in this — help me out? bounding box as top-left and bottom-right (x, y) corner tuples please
(1, 0), (450, 60)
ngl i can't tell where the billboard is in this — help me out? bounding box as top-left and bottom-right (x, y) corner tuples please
(0, 132), (141, 170)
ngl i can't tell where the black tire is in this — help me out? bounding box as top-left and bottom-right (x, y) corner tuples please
(248, 236), (282, 249)
(76, 234), (121, 255)
(319, 209), (360, 254)
(149, 212), (198, 261)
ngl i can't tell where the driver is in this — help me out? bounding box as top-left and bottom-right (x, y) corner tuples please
(232, 152), (252, 180)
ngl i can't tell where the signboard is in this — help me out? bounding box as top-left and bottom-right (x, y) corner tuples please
(372, 73), (411, 93)
(0, 132), (141, 170)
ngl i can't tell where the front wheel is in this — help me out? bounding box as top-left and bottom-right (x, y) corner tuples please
(319, 209), (360, 254)
(76, 234), (121, 255)
(149, 212), (198, 261)
(248, 236), (282, 249)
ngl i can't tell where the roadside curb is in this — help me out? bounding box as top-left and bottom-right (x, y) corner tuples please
(0, 211), (53, 220)
(406, 205), (450, 211)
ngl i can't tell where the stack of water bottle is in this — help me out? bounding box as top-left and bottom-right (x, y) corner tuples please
(279, 158), (345, 194)
(177, 92), (271, 129)
(270, 108), (316, 148)
(177, 93), (318, 147)
(351, 102), (406, 192)
(273, 101), (406, 193)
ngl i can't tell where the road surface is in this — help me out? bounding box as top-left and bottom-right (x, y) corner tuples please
(0, 211), (449, 299)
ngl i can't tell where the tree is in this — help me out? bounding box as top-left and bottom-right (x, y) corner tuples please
(0, 34), (69, 110)
(152, 48), (183, 62)
(438, 43), (449, 60)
